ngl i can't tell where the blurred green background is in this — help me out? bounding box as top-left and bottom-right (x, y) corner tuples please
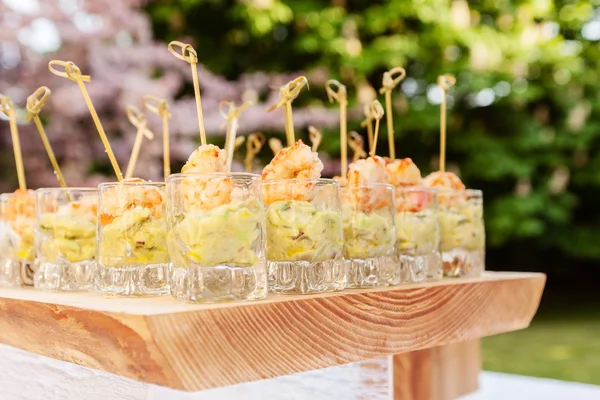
(1, 0), (599, 385)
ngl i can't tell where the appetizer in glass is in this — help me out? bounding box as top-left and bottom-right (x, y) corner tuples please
(168, 171), (267, 302)
(342, 156), (397, 287)
(35, 188), (97, 291)
(387, 158), (442, 282)
(262, 140), (345, 294)
(423, 172), (485, 277)
(0, 190), (36, 287)
(96, 178), (169, 296)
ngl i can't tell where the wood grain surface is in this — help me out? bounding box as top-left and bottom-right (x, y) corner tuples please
(0, 272), (545, 392)
(391, 339), (480, 400)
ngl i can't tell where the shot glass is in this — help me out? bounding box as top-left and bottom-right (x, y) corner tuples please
(437, 189), (485, 277)
(34, 188), (97, 291)
(342, 183), (397, 288)
(395, 187), (442, 282)
(0, 191), (36, 287)
(96, 180), (169, 296)
(262, 178), (345, 294)
(167, 173), (267, 303)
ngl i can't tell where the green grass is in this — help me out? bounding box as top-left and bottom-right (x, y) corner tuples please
(483, 309), (600, 385)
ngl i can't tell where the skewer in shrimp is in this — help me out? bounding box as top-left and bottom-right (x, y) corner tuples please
(179, 144), (236, 211)
(386, 158), (422, 187)
(261, 140), (323, 203)
(346, 155), (391, 211)
(182, 144), (229, 174)
(100, 178), (165, 225)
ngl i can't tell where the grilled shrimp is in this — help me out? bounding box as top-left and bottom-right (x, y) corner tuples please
(180, 176), (235, 211)
(386, 158), (422, 187)
(100, 178), (165, 224)
(423, 171), (465, 191)
(182, 144), (229, 174)
(262, 140), (323, 180)
(261, 140), (323, 204)
(346, 156), (391, 211)
(423, 171), (466, 206)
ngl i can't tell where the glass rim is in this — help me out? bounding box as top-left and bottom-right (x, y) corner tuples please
(260, 178), (339, 186)
(98, 181), (165, 189)
(341, 182), (395, 190)
(436, 188), (483, 196)
(36, 187), (97, 193)
(168, 172), (260, 181)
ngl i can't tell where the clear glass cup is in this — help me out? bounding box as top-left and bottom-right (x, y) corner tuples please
(262, 178), (345, 294)
(0, 191), (36, 287)
(395, 187), (442, 282)
(34, 188), (97, 291)
(96, 181), (169, 296)
(341, 183), (397, 288)
(437, 189), (485, 277)
(167, 173), (267, 303)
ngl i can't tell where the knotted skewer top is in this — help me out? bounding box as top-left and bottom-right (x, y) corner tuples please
(25, 86), (51, 120)
(48, 60), (91, 83)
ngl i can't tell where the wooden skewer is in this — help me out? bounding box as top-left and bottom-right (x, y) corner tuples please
(0, 95), (26, 190)
(143, 95), (171, 180)
(308, 126), (322, 152)
(368, 100), (384, 158)
(219, 100), (252, 172)
(124, 105), (155, 179)
(268, 137), (283, 156)
(245, 132), (265, 173)
(25, 86), (67, 188)
(48, 60), (123, 181)
(234, 136), (246, 151)
(267, 76), (308, 146)
(379, 67), (406, 161)
(167, 41), (206, 145)
(437, 74), (456, 172)
(325, 79), (348, 178)
(361, 103), (374, 155)
(348, 131), (367, 162)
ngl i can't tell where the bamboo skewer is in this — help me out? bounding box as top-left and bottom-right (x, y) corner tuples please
(219, 100), (252, 172)
(124, 105), (155, 179)
(143, 95), (171, 180)
(325, 79), (348, 178)
(379, 67), (406, 161)
(308, 126), (322, 152)
(245, 132), (265, 173)
(168, 41), (207, 145)
(25, 87), (67, 188)
(267, 76), (308, 146)
(361, 104), (374, 155)
(234, 136), (246, 151)
(348, 131), (367, 162)
(437, 74), (456, 172)
(0, 95), (26, 190)
(368, 100), (385, 158)
(48, 60), (123, 181)
(268, 138), (283, 155)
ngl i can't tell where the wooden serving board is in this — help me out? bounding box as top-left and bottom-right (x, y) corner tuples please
(0, 272), (545, 394)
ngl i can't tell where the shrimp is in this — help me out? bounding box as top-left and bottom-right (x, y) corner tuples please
(422, 171), (465, 191)
(261, 140), (323, 204)
(182, 144), (229, 174)
(386, 158), (422, 187)
(346, 156), (391, 211)
(100, 178), (165, 223)
(423, 171), (466, 206)
(179, 175), (235, 212)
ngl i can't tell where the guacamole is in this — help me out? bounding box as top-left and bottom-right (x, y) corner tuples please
(38, 213), (96, 263)
(98, 207), (168, 267)
(266, 200), (343, 262)
(439, 202), (484, 252)
(395, 209), (440, 254)
(342, 205), (395, 259)
(172, 200), (262, 267)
